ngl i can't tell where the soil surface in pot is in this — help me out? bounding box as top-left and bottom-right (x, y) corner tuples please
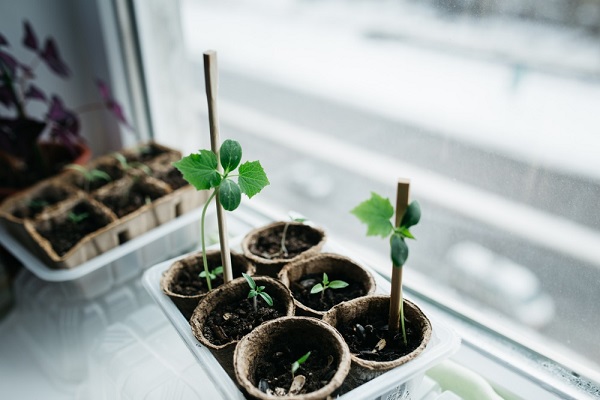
(255, 346), (337, 396)
(291, 273), (367, 311)
(126, 144), (168, 163)
(339, 314), (423, 362)
(12, 186), (71, 219)
(169, 258), (245, 296)
(203, 297), (285, 346)
(72, 164), (124, 192)
(250, 224), (321, 260)
(98, 182), (165, 218)
(37, 202), (112, 256)
(155, 167), (188, 190)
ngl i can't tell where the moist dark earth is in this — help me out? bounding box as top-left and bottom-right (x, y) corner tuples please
(250, 224), (322, 259)
(12, 186), (71, 219)
(97, 181), (165, 217)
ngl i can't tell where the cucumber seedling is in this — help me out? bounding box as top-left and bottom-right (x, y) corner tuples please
(351, 187), (421, 346)
(310, 273), (349, 301)
(174, 139), (269, 291)
(291, 351), (311, 377)
(243, 272), (274, 312)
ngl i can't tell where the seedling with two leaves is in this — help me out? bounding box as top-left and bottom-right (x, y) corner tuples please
(351, 185), (421, 346)
(199, 266), (223, 281)
(65, 164), (111, 192)
(174, 139), (269, 291)
(310, 273), (349, 301)
(243, 272), (274, 312)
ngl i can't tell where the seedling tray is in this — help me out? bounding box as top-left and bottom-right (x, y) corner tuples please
(143, 221), (461, 400)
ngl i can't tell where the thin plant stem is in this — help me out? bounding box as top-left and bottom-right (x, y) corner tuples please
(253, 295), (257, 312)
(280, 222), (290, 257)
(200, 190), (218, 291)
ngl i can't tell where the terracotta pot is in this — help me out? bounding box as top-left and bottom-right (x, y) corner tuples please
(234, 316), (351, 400)
(190, 276), (295, 380)
(278, 253), (376, 318)
(322, 295), (432, 392)
(242, 221), (326, 278)
(160, 250), (254, 320)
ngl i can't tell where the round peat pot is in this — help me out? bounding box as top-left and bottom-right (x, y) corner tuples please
(190, 276), (294, 380)
(160, 250), (253, 320)
(242, 221), (326, 278)
(234, 316), (351, 400)
(322, 295), (431, 392)
(278, 253), (376, 318)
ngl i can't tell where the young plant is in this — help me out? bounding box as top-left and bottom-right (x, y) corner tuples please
(278, 215), (307, 258)
(243, 272), (273, 312)
(67, 211), (89, 223)
(351, 190), (421, 345)
(291, 351), (311, 377)
(310, 272), (349, 301)
(65, 164), (111, 192)
(199, 265), (223, 281)
(112, 152), (152, 176)
(173, 139), (269, 291)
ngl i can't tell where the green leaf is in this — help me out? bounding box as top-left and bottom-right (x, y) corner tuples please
(219, 179), (242, 211)
(400, 201), (421, 228)
(248, 290), (257, 299)
(396, 226), (415, 240)
(390, 233), (408, 267)
(213, 266), (224, 276)
(90, 169), (111, 182)
(238, 161), (269, 198)
(173, 150), (221, 190)
(329, 280), (349, 289)
(297, 351), (311, 364)
(242, 272), (256, 290)
(310, 283), (324, 294)
(291, 361), (300, 375)
(220, 139), (242, 174)
(259, 291), (274, 306)
(322, 273), (329, 285)
(351, 192), (394, 237)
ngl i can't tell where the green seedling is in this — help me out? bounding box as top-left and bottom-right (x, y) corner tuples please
(173, 139), (269, 291)
(28, 199), (50, 209)
(310, 273), (349, 300)
(351, 191), (421, 345)
(112, 152), (152, 176)
(243, 272), (273, 312)
(65, 164), (111, 192)
(291, 351), (311, 377)
(67, 211), (89, 223)
(199, 266), (223, 281)
(277, 215), (307, 258)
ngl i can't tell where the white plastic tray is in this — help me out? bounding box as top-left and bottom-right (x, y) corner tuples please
(143, 236), (461, 400)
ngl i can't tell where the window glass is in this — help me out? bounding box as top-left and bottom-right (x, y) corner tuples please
(149, 0), (600, 377)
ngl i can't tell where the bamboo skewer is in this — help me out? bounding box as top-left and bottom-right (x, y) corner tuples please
(389, 178), (410, 335)
(203, 50), (233, 283)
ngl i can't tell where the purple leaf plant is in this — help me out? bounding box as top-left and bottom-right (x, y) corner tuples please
(0, 20), (131, 181)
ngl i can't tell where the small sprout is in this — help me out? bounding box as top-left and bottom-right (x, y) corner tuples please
(279, 214), (307, 258)
(291, 351), (311, 377)
(113, 152), (152, 175)
(243, 272), (273, 311)
(310, 272), (349, 300)
(199, 266), (224, 281)
(67, 211), (89, 223)
(66, 164), (111, 192)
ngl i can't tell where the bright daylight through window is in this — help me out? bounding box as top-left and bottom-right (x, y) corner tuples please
(150, 0), (600, 384)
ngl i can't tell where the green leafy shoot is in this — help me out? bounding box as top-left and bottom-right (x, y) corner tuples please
(351, 193), (420, 268)
(112, 152), (152, 176)
(65, 164), (111, 192)
(173, 140), (269, 290)
(67, 211), (89, 223)
(243, 272), (274, 312)
(310, 273), (349, 300)
(199, 266), (224, 281)
(291, 351), (311, 377)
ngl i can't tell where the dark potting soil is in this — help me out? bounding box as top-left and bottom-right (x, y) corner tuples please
(338, 314), (422, 362)
(291, 273), (367, 312)
(37, 202), (112, 256)
(73, 164), (124, 192)
(127, 144), (168, 163)
(255, 347), (338, 396)
(170, 263), (226, 296)
(98, 181), (165, 218)
(203, 298), (285, 346)
(250, 224), (321, 260)
(12, 186), (71, 219)
(155, 167), (188, 190)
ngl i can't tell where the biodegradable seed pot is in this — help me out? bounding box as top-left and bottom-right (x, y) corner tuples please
(160, 250), (254, 320)
(322, 295), (431, 393)
(190, 276), (295, 380)
(278, 253), (376, 318)
(242, 221), (326, 277)
(234, 316), (351, 400)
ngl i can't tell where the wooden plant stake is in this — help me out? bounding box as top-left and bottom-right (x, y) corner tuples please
(203, 50), (233, 283)
(389, 179), (410, 339)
